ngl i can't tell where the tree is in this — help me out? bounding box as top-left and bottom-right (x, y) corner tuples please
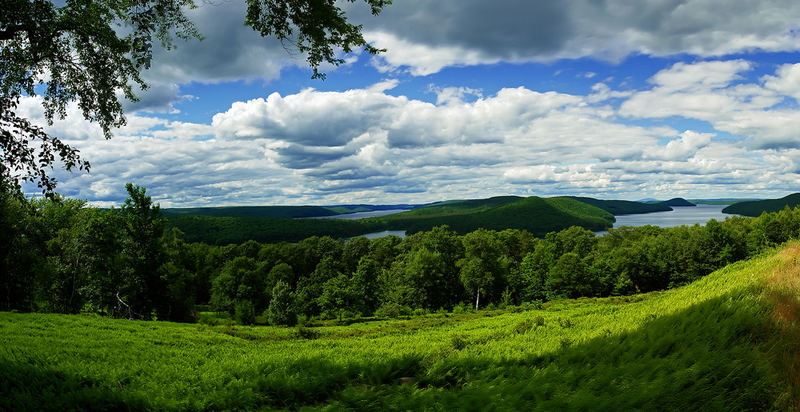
(1, 0), (389, 194)
(318, 273), (354, 321)
(119, 183), (167, 319)
(210, 256), (267, 316)
(350, 256), (381, 315)
(0, 185), (43, 311)
(545, 252), (592, 300)
(267, 280), (296, 326)
(459, 229), (506, 310)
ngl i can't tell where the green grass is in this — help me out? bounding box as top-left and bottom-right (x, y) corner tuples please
(723, 193), (800, 217)
(3, 244), (798, 410)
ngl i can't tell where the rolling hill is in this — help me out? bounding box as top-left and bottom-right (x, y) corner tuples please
(162, 205), (340, 219)
(358, 196), (614, 236)
(660, 197), (696, 207)
(723, 193), (800, 217)
(167, 196), (615, 244)
(568, 196), (673, 215)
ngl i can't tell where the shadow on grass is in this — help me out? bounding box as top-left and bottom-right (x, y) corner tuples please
(0, 286), (788, 410)
(330, 287), (782, 411)
(0, 358), (151, 411)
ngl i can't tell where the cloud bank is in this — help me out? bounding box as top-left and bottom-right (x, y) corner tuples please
(20, 58), (800, 206)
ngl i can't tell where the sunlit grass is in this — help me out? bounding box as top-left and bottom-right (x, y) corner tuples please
(2, 243), (799, 410)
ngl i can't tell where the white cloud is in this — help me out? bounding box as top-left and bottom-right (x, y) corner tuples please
(18, 60), (800, 205)
(352, 0), (800, 76)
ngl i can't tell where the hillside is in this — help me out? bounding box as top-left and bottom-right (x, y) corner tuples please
(2, 243), (799, 410)
(162, 205), (340, 219)
(660, 197), (696, 207)
(723, 193), (800, 217)
(366, 196), (614, 236)
(165, 215), (380, 244)
(168, 196), (615, 243)
(568, 196), (672, 215)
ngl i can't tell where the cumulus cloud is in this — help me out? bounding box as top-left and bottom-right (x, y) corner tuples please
(351, 0), (800, 75)
(620, 60), (800, 150)
(18, 59), (800, 205)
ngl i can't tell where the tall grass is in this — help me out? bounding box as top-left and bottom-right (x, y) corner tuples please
(2, 242), (798, 410)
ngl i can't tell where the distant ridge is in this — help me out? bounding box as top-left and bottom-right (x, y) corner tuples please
(723, 193), (800, 217)
(660, 198), (696, 207)
(166, 196), (616, 244)
(162, 205), (339, 219)
(568, 196), (672, 215)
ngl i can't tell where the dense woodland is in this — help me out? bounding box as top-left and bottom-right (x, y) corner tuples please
(723, 193), (800, 216)
(3, 183), (800, 326)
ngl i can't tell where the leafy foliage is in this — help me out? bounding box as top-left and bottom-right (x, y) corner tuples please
(1, 0), (197, 194)
(723, 193), (800, 217)
(267, 280), (296, 326)
(1, 0), (387, 193)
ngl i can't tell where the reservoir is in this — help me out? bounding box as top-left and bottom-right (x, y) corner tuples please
(336, 204), (737, 239)
(595, 204), (736, 235)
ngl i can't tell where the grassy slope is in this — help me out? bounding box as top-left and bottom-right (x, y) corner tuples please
(3, 243), (800, 410)
(568, 196), (672, 215)
(723, 193), (800, 217)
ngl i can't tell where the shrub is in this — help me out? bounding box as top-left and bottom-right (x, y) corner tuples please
(295, 326), (320, 340)
(234, 300), (256, 325)
(452, 302), (470, 314)
(450, 335), (469, 350)
(375, 302), (412, 318)
(514, 319), (534, 334)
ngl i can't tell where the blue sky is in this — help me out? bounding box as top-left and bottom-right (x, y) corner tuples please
(18, 0), (800, 206)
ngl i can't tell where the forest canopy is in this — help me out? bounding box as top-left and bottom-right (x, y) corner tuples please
(3, 184), (800, 323)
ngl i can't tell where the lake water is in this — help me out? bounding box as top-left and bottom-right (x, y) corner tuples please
(595, 204), (736, 235)
(345, 204), (736, 239)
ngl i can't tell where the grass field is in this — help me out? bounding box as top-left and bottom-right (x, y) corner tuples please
(3, 243), (800, 410)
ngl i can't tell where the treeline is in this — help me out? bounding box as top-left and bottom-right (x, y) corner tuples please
(723, 193), (800, 216)
(4, 183), (800, 325)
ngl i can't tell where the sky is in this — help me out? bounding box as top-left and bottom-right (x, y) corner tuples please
(17, 0), (800, 207)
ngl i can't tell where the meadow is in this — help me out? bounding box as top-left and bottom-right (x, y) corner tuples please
(3, 242), (799, 410)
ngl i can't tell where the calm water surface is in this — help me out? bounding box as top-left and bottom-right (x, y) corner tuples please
(595, 204), (736, 235)
(338, 204), (736, 239)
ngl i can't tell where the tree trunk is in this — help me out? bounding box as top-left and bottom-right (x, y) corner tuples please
(475, 289), (480, 311)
